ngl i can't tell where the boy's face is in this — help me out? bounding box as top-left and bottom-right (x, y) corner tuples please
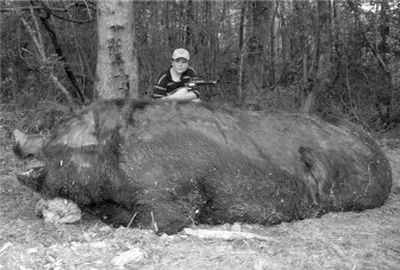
(171, 58), (189, 74)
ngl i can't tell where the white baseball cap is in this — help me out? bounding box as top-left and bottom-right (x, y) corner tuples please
(172, 48), (190, 60)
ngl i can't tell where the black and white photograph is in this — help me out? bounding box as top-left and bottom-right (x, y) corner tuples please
(0, 0), (399, 269)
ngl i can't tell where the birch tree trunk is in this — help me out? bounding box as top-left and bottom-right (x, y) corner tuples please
(96, 0), (139, 99)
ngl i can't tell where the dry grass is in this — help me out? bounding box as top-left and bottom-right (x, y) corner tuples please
(1, 105), (399, 270)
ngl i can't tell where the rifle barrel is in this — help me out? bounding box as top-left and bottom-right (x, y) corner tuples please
(187, 80), (218, 87)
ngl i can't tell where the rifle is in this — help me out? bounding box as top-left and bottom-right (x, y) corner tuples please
(166, 78), (218, 100)
(185, 78), (218, 88)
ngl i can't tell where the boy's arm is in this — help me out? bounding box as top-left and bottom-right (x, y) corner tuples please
(161, 87), (198, 102)
(152, 73), (168, 99)
(185, 68), (200, 98)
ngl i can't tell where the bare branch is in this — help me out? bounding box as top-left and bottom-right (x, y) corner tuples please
(32, 0), (86, 104)
(82, 0), (94, 19)
(8, 2), (75, 107)
(347, 0), (389, 73)
(19, 15), (46, 60)
(29, 4), (45, 57)
(1, 1), (95, 12)
(47, 11), (94, 24)
(1, 1), (96, 24)
(49, 74), (75, 104)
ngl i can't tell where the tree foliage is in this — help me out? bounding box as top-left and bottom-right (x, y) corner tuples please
(1, 0), (400, 130)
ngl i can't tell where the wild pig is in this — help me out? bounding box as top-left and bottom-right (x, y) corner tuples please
(16, 99), (392, 234)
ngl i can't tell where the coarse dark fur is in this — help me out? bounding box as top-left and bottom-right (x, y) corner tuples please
(16, 99), (392, 234)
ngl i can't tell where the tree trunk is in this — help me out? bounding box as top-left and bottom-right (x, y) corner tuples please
(204, 0), (211, 76)
(268, 1), (278, 86)
(301, 0), (331, 114)
(278, 1), (290, 80)
(296, 1), (310, 112)
(347, 0), (393, 125)
(209, 1), (218, 77)
(237, 1), (247, 105)
(163, 2), (171, 48)
(185, 0), (193, 48)
(12, 2), (75, 107)
(379, 0), (390, 61)
(379, 0), (393, 125)
(247, 1), (273, 91)
(33, 0), (86, 104)
(96, 0), (139, 99)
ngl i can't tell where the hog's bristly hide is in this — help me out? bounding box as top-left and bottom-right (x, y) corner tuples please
(16, 99), (392, 234)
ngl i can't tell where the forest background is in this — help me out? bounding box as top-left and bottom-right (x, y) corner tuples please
(1, 0), (400, 132)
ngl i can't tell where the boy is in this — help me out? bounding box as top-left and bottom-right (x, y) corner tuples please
(152, 48), (200, 102)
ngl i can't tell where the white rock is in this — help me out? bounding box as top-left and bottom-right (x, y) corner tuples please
(35, 197), (81, 224)
(111, 247), (146, 267)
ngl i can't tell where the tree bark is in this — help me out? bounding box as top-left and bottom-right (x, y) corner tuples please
(96, 0), (139, 99)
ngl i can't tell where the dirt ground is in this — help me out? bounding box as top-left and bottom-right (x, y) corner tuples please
(1, 106), (400, 270)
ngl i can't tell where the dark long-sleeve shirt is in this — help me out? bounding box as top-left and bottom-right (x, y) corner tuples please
(152, 67), (199, 99)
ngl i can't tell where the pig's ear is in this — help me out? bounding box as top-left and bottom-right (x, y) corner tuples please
(51, 110), (98, 148)
(13, 129), (45, 158)
(82, 110), (96, 127)
(12, 129), (28, 157)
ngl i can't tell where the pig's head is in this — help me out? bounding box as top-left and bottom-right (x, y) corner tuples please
(16, 99), (150, 206)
